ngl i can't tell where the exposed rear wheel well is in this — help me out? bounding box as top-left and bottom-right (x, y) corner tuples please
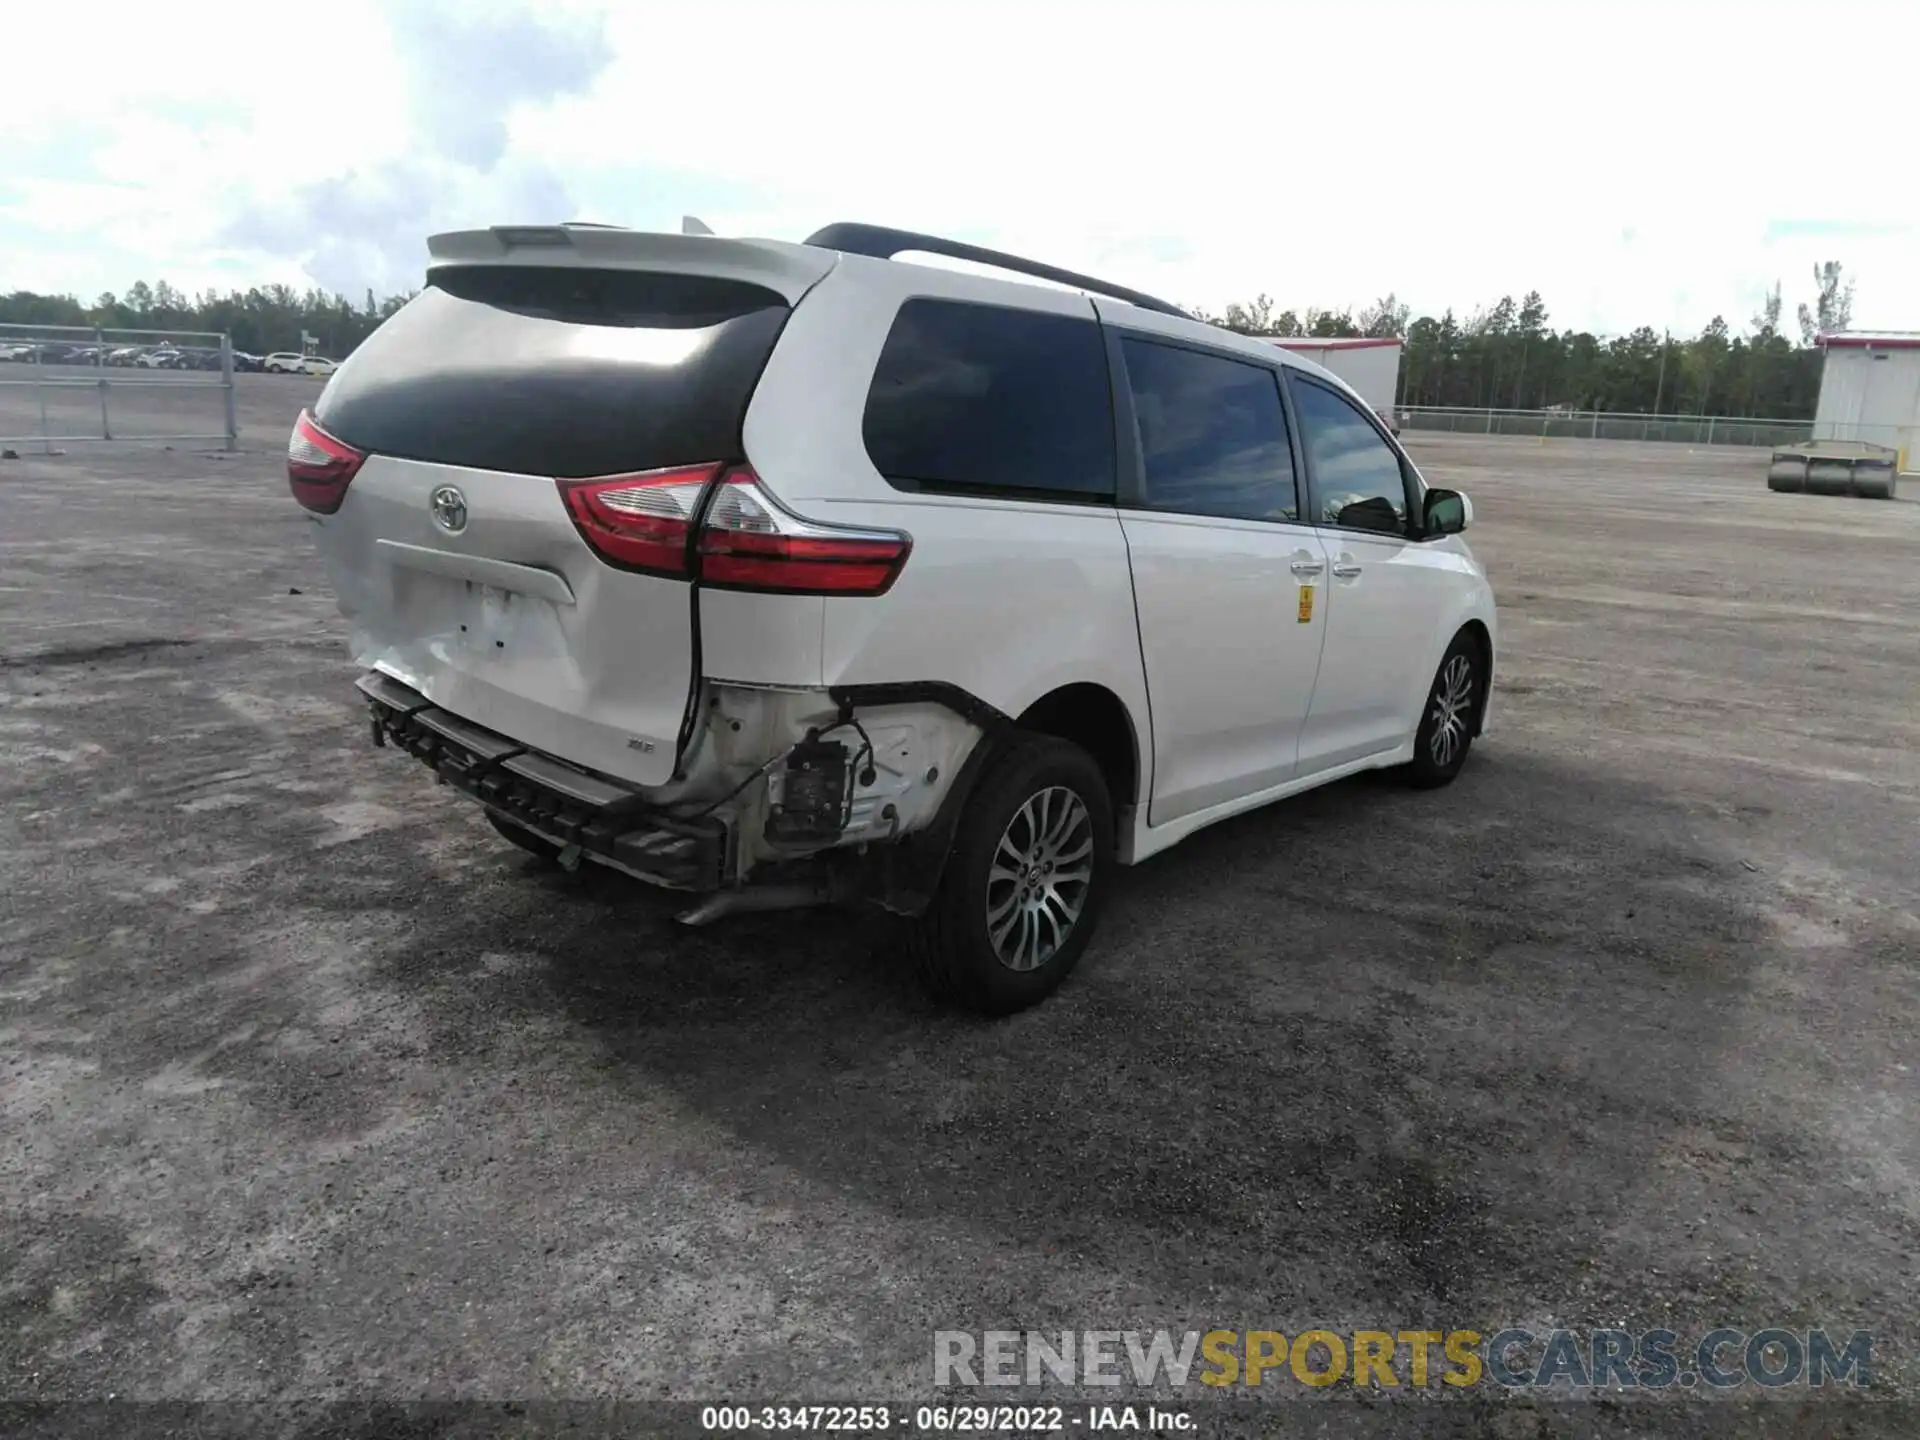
(1455, 621), (1493, 735)
(1015, 684), (1140, 810)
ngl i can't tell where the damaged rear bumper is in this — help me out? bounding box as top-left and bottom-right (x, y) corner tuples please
(356, 670), (727, 890)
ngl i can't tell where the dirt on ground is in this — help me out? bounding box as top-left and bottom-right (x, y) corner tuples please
(2, 405), (1917, 1435)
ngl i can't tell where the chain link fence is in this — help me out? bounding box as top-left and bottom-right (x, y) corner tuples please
(0, 321), (237, 452)
(1398, 406), (1816, 449)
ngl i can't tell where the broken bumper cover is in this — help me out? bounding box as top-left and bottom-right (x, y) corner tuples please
(355, 671), (727, 890)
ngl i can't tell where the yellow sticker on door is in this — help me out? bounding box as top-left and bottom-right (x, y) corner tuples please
(1297, 584), (1314, 623)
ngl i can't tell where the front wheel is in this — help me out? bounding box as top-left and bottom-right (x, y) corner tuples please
(910, 736), (1115, 1015)
(1402, 633), (1483, 789)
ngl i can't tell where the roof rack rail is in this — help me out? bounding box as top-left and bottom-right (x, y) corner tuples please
(803, 222), (1192, 320)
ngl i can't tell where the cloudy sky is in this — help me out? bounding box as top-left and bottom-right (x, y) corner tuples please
(3, 0), (1914, 338)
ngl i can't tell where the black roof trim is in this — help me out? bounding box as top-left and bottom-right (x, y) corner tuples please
(803, 222), (1193, 319)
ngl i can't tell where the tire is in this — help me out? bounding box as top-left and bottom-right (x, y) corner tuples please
(486, 809), (561, 864)
(1805, 460), (1852, 496)
(1767, 457), (1807, 492)
(1402, 633), (1483, 790)
(909, 735), (1115, 1015)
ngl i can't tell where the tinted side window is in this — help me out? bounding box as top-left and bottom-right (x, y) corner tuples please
(862, 300), (1115, 499)
(1290, 376), (1412, 535)
(1121, 339), (1298, 522)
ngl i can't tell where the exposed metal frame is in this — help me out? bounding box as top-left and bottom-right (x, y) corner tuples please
(803, 222), (1193, 319)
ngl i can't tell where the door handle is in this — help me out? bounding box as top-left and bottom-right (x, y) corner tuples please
(1332, 561), (1363, 579)
(1290, 558), (1325, 577)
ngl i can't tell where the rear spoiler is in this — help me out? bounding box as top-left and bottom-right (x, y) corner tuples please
(424, 225), (839, 305)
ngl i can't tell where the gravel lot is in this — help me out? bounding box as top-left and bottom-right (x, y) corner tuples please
(2, 380), (1918, 1433)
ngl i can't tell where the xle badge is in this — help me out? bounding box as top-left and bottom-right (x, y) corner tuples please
(1297, 584), (1314, 623)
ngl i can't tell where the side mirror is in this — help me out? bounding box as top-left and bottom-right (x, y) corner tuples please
(1424, 488), (1471, 535)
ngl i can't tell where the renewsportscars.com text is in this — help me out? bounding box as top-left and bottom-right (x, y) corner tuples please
(934, 1327), (1874, 1390)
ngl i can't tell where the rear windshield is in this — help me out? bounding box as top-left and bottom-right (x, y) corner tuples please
(313, 267), (790, 479)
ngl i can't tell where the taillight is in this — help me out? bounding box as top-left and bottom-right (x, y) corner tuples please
(558, 465), (911, 596)
(697, 472), (911, 595)
(287, 409), (366, 514)
(557, 463), (722, 579)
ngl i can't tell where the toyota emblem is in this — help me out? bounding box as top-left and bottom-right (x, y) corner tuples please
(429, 485), (469, 534)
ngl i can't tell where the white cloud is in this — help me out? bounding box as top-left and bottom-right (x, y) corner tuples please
(3, 0), (1916, 334)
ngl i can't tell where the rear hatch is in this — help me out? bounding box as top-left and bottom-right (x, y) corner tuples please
(295, 227), (839, 787)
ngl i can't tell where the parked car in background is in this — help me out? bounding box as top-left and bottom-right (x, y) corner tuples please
(107, 346), (145, 366)
(296, 219), (1496, 1014)
(0, 343), (108, 364)
(264, 352), (307, 374)
(233, 351), (265, 373)
(137, 347), (183, 368)
(299, 356), (340, 377)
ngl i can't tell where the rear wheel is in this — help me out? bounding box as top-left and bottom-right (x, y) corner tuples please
(910, 736), (1114, 1015)
(1402, 633), (1482, 789)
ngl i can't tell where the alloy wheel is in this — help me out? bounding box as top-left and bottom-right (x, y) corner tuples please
(985, 785), (1095, 972)
(1429, 653), (1475, 768)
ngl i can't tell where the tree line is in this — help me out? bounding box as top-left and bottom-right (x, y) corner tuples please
(1190, 263), (1856, 419)
(0, 280), (412, 360)
(1, 260), (1859, 419)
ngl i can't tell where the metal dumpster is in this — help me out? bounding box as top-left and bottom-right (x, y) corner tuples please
(1767, 441), (1898, 500)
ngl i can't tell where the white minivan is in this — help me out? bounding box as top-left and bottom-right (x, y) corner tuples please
(291, 221), (1497, 1012)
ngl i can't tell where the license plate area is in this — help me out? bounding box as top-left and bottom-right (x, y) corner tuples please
(384, 560), (556, 663)
(455, 580), (528, 657)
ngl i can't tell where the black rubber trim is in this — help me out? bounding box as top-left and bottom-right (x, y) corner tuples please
(499, 751), (634, 809)
(826, 680), (1014, 734)
(361, 676), (726, 888)
(804, 222), (1192, 320)
(355, 671), (432, 714)
(414, 708), (525, 762)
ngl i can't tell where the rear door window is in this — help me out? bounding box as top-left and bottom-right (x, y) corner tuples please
(1121, 338), (1300, 522)
(313, 267), (791, 479)
(862, 299), (1115, 500)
